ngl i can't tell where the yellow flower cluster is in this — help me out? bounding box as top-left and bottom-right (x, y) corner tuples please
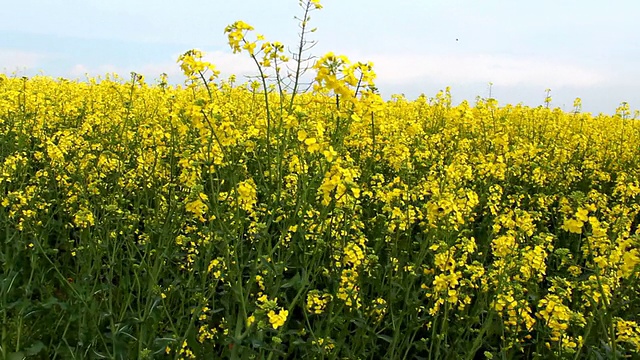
(616, 319), (640, 351)
(306, 290), (333, 314)
(2, 1), (640, 355)
(267, 309), (289, 330)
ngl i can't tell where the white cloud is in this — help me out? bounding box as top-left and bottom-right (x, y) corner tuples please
(67, 51), (259, 83)
(69, 64), (90, 77)
(204, 51), (257, 79)
(69, 63), (122, 79)
(367, 53), (610, 88)
(0, 49), (47, 71)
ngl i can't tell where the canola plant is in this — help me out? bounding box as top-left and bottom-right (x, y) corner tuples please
(1, 1), (639, 358)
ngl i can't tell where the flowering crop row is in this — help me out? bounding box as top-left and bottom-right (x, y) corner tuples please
(1, 1), (640, 359)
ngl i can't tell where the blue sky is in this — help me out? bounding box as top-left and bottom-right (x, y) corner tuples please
(2, 0), (639, 114)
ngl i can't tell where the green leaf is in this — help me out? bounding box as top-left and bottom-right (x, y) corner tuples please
(8, 351), (25, 360)
(25, 341), (45, 356)
(280, 273), (301, 289)
(377, 334), (393, 343)
(41, 296), (61, 309)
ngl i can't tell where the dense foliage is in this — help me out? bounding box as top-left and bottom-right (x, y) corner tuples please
(1, 1), (640, 359)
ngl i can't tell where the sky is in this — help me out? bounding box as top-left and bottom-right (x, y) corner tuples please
(1, 0), (639, 115)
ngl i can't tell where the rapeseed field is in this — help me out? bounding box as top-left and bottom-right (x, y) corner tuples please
(1, 1), (639, 359)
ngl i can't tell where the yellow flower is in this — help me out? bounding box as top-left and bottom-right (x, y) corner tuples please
(575, 207), (589, 222)
(306, 290), (332, 314)
(267, 309), (288, 329)
(305, 137), (321, 153)
(237, 179), (257, 211)
(616, 319), (640, 351)
(73, 208), (95, 228)
(297, 129), (307, 141)
(562, 218), (583, 234)
(185, 195), (208, 221)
